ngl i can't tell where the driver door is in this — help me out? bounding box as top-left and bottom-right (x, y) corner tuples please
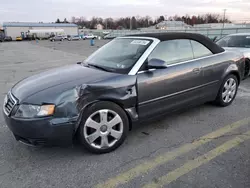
(137, 39), (204, 118)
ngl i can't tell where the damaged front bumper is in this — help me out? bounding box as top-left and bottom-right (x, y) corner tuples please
(3, 112), (76, 146)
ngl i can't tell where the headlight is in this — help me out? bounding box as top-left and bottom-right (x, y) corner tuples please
(15, 104), (55, 118)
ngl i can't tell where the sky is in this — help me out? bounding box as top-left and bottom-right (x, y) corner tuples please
(0, 0), (250, 23)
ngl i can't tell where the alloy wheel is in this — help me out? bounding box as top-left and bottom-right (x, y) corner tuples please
(222, 78), (237, 103)
(83, 109), (124, 149)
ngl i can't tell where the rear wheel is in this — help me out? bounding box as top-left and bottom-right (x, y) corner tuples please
(214, 74), (238, 107)
(78, 101), (129, 154)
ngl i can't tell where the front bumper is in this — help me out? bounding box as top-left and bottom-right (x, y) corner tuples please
(3, 112), (76, 146)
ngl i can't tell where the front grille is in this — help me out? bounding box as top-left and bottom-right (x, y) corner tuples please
(3, 92), (17, 116)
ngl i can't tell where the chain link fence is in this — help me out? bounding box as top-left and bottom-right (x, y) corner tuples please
(102, 27), (250, 40)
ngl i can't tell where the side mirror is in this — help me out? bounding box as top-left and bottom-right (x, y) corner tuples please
(148, 58), (167, 69)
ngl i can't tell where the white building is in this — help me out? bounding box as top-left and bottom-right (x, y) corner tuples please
(3, 22), (78, 40)
(95, 24), (104, 30)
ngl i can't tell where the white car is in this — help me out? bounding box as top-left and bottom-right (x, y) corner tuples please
(217, 33), (250, 78)
(83, 34), (97, 40)
(61, 35), (68, 40)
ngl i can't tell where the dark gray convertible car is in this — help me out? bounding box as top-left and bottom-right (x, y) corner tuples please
(3, 33), (245, 153)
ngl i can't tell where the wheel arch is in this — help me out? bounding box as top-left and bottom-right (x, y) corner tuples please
(97, 99), (135, 131)
(75, 99), (135, 135)
(222, 64), (241, 84)
(229, 71), (240, 84)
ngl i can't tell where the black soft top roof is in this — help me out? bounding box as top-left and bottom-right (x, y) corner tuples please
(127, 32), (225, 54)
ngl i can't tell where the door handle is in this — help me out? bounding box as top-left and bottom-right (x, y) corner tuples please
(193, 68), (200, 73)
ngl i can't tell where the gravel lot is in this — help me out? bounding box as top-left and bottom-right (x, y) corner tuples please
(0, 40), (250, 188)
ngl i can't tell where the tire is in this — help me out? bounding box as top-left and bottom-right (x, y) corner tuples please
(78, 101), (129, 154)
(214, 74), (238, 107)
(244, 60), (250, 79)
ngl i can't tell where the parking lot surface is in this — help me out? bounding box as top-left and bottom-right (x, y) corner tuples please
(0, 40), (250, 188)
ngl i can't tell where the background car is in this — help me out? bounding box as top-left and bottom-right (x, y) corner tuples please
(216, 33), (250, 78)
(83, 33), (97, 40)
(61, 35), (68, 40)
(68, 35), (80, 41)
(50, 35), (64, 42)
(0, 36), (12, 42)
(3, 33), (245, 154)
(16, 36), (22, 41)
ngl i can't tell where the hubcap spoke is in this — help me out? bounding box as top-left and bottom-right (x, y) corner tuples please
(230, 90), (236, 98)
(222, 90), (228, 98)
(86, 131), (99, 143)
(224, 82), (230, 90)
(110, 129), (122, 139)
(231, 83), (236, 91)
(99, 110), (108, 124)
(229, 79), (234, 87)
(225, 94), (230, 103)
(85, 118), (100, 129)
(108, 115), (121, 128)
(100, 136), (109, 148)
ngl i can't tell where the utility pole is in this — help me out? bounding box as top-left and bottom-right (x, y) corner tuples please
(222, 9), (227, 28)
(220, 9), (227, 38)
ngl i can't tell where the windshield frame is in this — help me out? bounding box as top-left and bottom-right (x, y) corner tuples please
(84, 37), (160, 75)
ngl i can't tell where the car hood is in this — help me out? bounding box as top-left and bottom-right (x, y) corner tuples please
(11, 64), (117, 101)
(223, 47), (250, 58)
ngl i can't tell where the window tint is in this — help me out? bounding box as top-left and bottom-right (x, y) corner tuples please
(148, 39), (194, 65)
(191, 40), (212, 58)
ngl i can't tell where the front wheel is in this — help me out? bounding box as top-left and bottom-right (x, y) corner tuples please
(214, 74), (238, 107)
(78, 101), (129, 154)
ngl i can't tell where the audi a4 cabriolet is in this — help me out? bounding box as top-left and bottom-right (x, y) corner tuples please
(3, 33), (245, 153)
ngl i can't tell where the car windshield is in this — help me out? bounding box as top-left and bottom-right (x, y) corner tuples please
(216, 35), (250, 48)
(84, 38), (152, 74)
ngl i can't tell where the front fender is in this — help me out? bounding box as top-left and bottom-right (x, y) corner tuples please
(73, 75), (138, 132)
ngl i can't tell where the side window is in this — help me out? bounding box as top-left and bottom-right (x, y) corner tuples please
(191, 40), (212, 58)
(148, 39), (194, 65)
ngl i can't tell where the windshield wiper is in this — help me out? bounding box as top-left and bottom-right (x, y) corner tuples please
(87, 64), (113, 72)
